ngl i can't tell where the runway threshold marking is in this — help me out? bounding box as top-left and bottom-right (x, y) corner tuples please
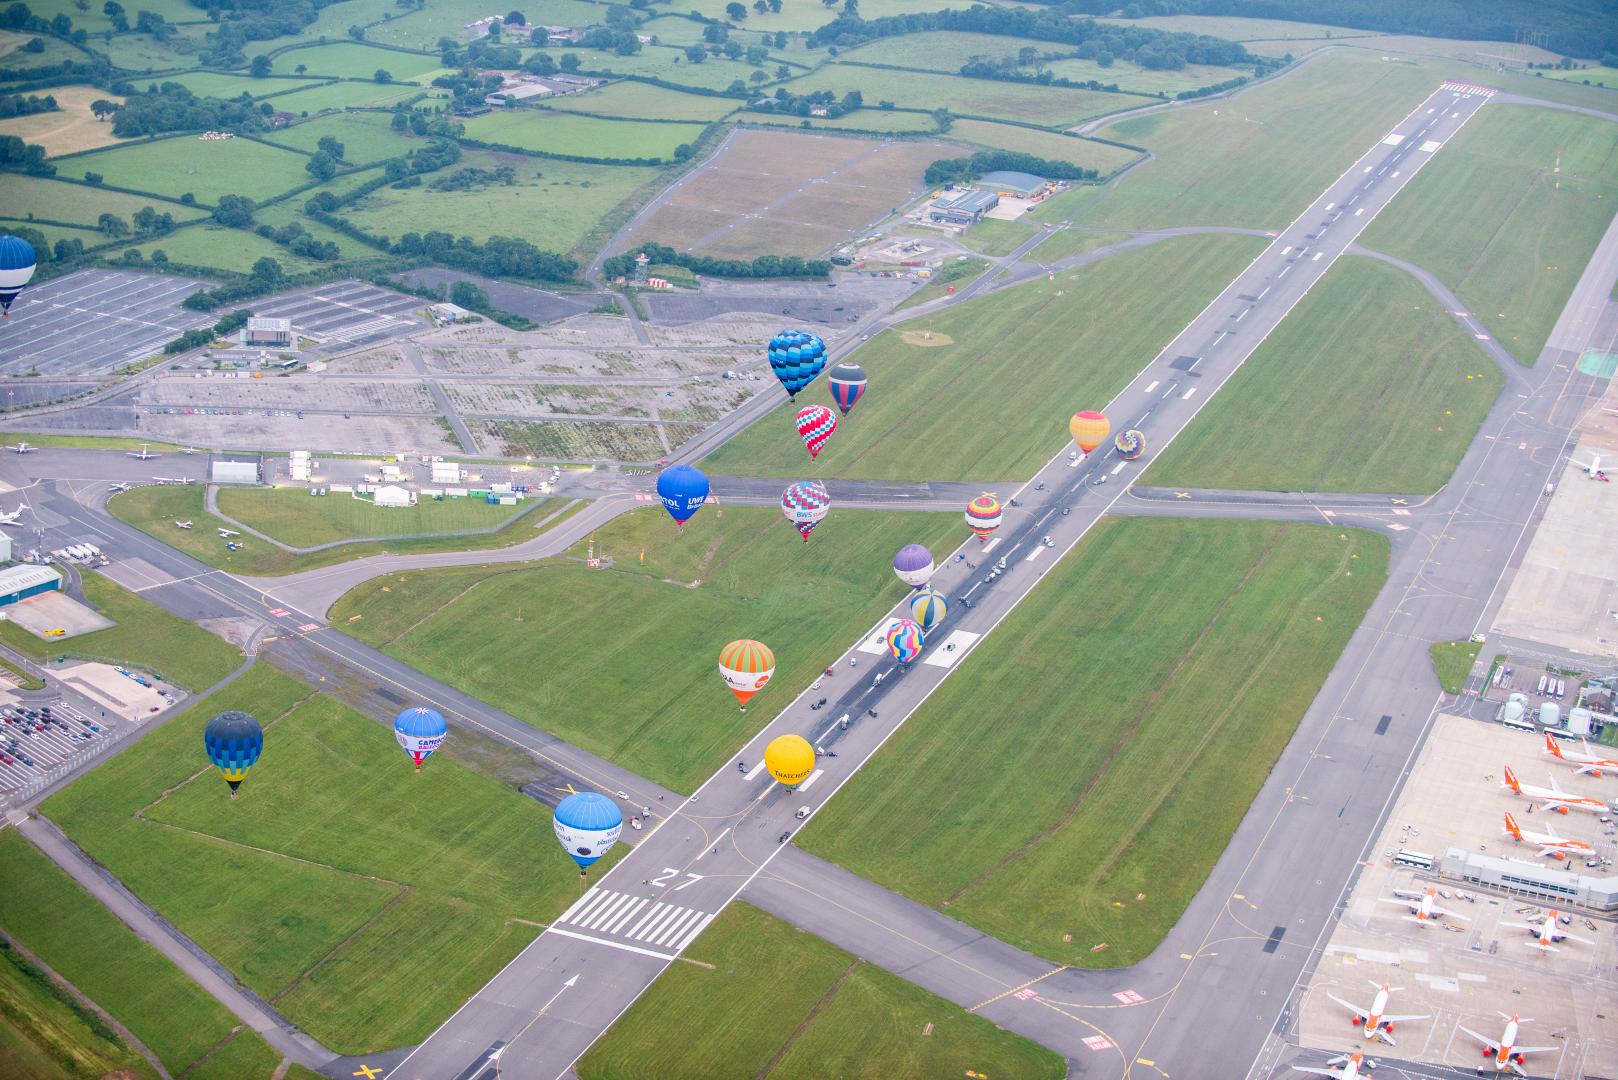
(547, 926), (677, 960)
(966, 965), (1068, 1012)
(923, 630), (978, 667)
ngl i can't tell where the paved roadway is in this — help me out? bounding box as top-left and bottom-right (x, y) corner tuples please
(389, 82), (1497, 1080)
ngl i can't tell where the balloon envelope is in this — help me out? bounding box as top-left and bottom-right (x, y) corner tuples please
(768, 330), (827, 399)
(0, 235), (37, 316)
(795, 406), (836, 460)
(965, 493), (1002, 537)
(885, 619), (925, 664)
(1114, 429), (1145, 460)
(780, 480), (831, 541)
(892, 544), (934, 588)
(827, 362), (867, 415)
(764, 733), (815, 786)
(1068, 410), (1110, 453)
(553, 791), (623, 871)
(203, 710), (262, 794)
(394, 706), (447, 771)
(718, 639), (776, 708)
(908, 588), (947, 632)
(656, 464), (710, 525)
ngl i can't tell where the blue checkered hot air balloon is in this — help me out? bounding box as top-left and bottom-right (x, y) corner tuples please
(768, 330), (827, 400)
(203, 710), (262, 799)
(0, 235), (37, 319)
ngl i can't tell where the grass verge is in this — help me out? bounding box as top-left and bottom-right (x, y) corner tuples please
(1430, 639), (1481, 695)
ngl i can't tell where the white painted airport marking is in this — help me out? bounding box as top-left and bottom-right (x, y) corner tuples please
(672, 913), (715, 951)
(748, 761), (769, 780)
(797, 768), (823, 793)
(1312, 252), (1324, 261)
(1110, 462), (1127, 476)
(1233, 308), (1249, 323)
(1181, 387), (1197, 400)
(979, 537), (1002, 554)
(1420, 140), (1441, 152)
(1324, 203), (1334, 211)
(1280, 246), (1292, 255)
(1382, 133), (1405, 146)
(1391, 170), (1400, 178)
(1277, 265), (1292, 279)
(547, 926), (677, 960)
(1023, 545), (1047, 563)
(1144, 380), (1159, 393)
(856, 629), (889, 655)
(1363, 166), (1373, 173)
(1426, 108), (1435, 114)
(701, 827), (731, 854)
(923, 630), (979, 668)
(1256, 286), (1269, 300)
(1354, 207), (1365, 216)
(1452, 111), (1460, 118)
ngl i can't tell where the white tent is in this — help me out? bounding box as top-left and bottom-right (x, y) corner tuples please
(374, 484), (415, 508)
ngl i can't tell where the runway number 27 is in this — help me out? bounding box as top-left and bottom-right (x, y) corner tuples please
(652, 868), (703, 891)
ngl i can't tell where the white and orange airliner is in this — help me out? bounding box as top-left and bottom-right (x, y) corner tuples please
(1503, 811), (1593, 860)
(1543, 730), (1618, 777)
(1501, 765), (1612, 815)
(1378, 885), (1468, 926)
(1326, 980), (1427, 1045)
(1458, 1014), (1556, 1075)
(1292, 1051), (1375, 1079)
(1500, 908), (1595, 952)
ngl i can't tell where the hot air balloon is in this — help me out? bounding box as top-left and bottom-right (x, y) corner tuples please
(718, 639), (775, 711)
(768, 330), (827, 400)
(827, 362), (867, 415)
(763, 733), (815, 787)
(656, 464), (710, 529)
(885, 618), (925, 664)
(908, 588), (947, 632)
(553, 791), (623, 878)
(1114, 429), (1145, 460)
(1069, 410), (1110, 454)
(394, 706), (447, 773)
(0, 236), (36, 320)
(965, 493), (1002, 541)
(203, 710), (262, 799)
(892, 544), (934, 589)
(780, 480), (831, 542)
(796, 406), (836, 460)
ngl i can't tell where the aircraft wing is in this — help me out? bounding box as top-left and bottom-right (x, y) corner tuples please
(1326, 993), (1368, 1022)
(1514, 1044), (1557, 1054)
(1376, 897), (1417, 910)
(1433, 906), (1469, 922)
(1380, 1012), (1429, 1023)
(1538, 798), (1575, 813)
(1389, 888), (1423, 900)
(1290, 1069), (1346, 1079)
(1561, 932), (1596, 946)
(1457, 1025), (1496, 1050)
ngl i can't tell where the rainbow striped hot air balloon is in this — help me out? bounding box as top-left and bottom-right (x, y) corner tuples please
(796, 406), (836, 460)
(394, 706), (447, 773)
(827, 362), (867, 415)
(885, 619), (925, 664)
(768, 330), (827, 400)
(203, 710), (262, 799)
(781, 480), (831, 542)
(965, 493), (1002, 542)
(1068, 410), (1111, 454)
(718, 639), (776, 711)
(908, 588), (948, 632)
(1114, 429), (1145, 460)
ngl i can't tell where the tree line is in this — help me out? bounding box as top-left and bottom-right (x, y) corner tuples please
(0, 92), (57, 118)
(603, 243), (830, 281)
(924, 149), (1098, 185)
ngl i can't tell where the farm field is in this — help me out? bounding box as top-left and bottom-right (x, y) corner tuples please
(1542, 64), (1618, 88)
(566, 44), (773, 92)
(0, 934), (155, 1080)
(0, 220), (100, 250)
(152, 72), (322, 100)
(217, 486), (529, 545)
(258, 79), (421, 114)
(271, 42), (443, 81)
(25, 0), (201, 34)
(364, 0), (606, 48)
(260, 111), (420, 164)
(62, 136), (314, 204)
(0, 85), (126, 156)
(333, 505), (962, 791)
(1359, 105), (1618, 366)
(0, 571), (240, 691)
(803, 518), (1389, 966)
(1096, 13), (1364, 40)
(704, 233), (1263, 482)
(577, 903), (1065, 1080)
(676, 0), (979, 33)
(0, 830), (280, 1077)
(1147, 256), (1504, 493)
(42, 661), (589, 1054)
(783, 64), (1145, 127)
(2, 175), (206, 229)
(544, 79), (739, 121)
(742, 109), (939, 134)
(464, 110), (708, 161)
(1042, 56), (1252, 95)
(947, 117), (1141, 174)
(104, 224), (331, 277)
(836, 30), (1062, 72)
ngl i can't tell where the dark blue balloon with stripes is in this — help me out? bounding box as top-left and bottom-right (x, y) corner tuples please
(768, 330), (827, 400)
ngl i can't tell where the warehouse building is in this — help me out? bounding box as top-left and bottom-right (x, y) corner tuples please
(244, 317), (292, 348)
(374, 484), (415, 508)
(485, 83), (552, 107)
(928, 188), (999, 226)
(1439, 847), (1618, 911)
(0, 564), (61, 607)
(211, 456), (261, 485)
(978, 170), (1049, 198)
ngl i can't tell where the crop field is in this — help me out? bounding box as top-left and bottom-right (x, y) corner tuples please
(274, 42), (442, 81)
(260, 111), (420, 164)
(152, 72), (323, 100)
(2, 175), (207, 229)
(545, 79), (740, 121)
(333, 505), (961, 791)
(634, 15), (712, 46)
(578, 902), (1065, 1080)
(364, 0), (605, 48)
(26, 0), (201, 34)
(565, 44), (772, 92)
(743, 109), (938, 134)
(1041, 56), (1249, 96)
(0, 85), (127, 156)
(1360, 105), (1618, 366)
(464, 110), (708, 161)
(42, 661), (590, 1054)
(63, 136), (313, 204)
(947, 117), (1141, 175)
(676, 0), (979, 34)
(0, 830), (281, 1077)
(342, 150), (660, 257)
(803, 518), (1389, 966)
(783, 64), (1143, 127)
(1148, 256), (1505, 493)
(837, 30), (1062, 72)
(1096, 13), (1361, 41)
(705, 233), (1263, 481)
(259, 79), (421, 113)
(217, 486), (529, 545)
(0, 934), (154, 1080)
(0, 571), (240, 691)
(106, 223), (332, 276)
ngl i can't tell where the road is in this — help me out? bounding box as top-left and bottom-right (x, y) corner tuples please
(389, 82), (1497, 1080)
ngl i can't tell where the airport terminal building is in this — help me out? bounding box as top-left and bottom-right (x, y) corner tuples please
(1440, 846), (1618, 912)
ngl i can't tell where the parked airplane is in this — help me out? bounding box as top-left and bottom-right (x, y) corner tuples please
(1503, 764), (1613, 815)
(1326, 980), (1427, 1046)
(225, 541), (243, 551)
(180, 446), (201, 455)
(173, 520), (193, 529)
(1571, 453), (1609, 481)
(1292, 1052), (1375, 1079)
(1378, 885), (1468, 926)
(0, 507), (24, 527)
(1543, 731), (1618, 777)
(7, 442), (34, 454)
(1500, 908), (1595, 952)
(1458, 1014), (1556, 1075)
(127, 444), (157, 460)
(217, 528), (240, 538)
(152, 476), (192, 485)
(108, 483), (130, 494)
(1503, 811), (1594, 860)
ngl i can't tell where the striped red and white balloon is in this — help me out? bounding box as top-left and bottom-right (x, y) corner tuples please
(795, 406), (837, 460)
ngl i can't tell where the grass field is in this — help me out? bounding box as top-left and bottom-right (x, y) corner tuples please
(477, 417), (683, 461)
(947, 117), (1141, 175)
(677, 0), (978, 33)
(217, 486), (529, 545)
(803, 518), (1389, 966)
(0, 830), (279, 1076)
(258, 79), (421, 114)
(464, 110), (708, 161)
(333, 505), (962, 791)
(111, 485), (568, 576)
(2, 175), (207, 230)
(545, 79), (739, 121)
(895, 254), (989, 309)
(0, 571), (240, 691)
(105, 223), (331, 276)
(1147, 256), (1504, 493)
(564, 43), (774, 92)
(1541, 65), (1618, 88)
(272, 42), (442, 81)
(704, 233), (1262, 482)
(259, 111), (419, 164)
(364, 0), (605, 48)
(1359, 105), (1618, 366)
(577, 902), (1065, 1080)
(42, 660), (590, 1054)
(64, 136), (314, 204)
(0, 85), (126, 156)
(1029, 226), (1131, 262)
(783, 64), (1142, 127)
(742, 109), (939, 134)
(148, 72), (324, 100)
(1431, 639), (1481, 694)
(0, 938), (154, 1080)
(959, 216), (1038, 257)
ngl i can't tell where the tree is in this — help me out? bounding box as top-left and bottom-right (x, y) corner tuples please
(931, 107), (952, 132)
(213, 194), (254, 227)
(84, 171), (102, 183)
(74, 0), (88, 13)
(53, 237), (83, 260)
(97, 212), (128, 238)
(50, 13), (71, 35)
(249, 54), (271, 76)
(305, 150), (337, 181)
(722, 39), (741, 58)
(102, 1), (122, 16)
(525, 50), (556, 74)
(726, 77), (746, 93)
(530, 26), (548, 46)
(841, 0), (857, 14)
(725, 0), (745, 16)
(250, 256), (283, 284)
(150, 249), (167, 265)
(684, 44), (705, 63)
(749, 68), (767, 82)
(1017, 45), (1036, 66)
(450, 280), (489, 309)
(505, 9), (524, 23)
(753, 0), (765, 11)
(316, 134), (344, 160)
(347, 23), (364, 39)
(775, 63), (789, 77)
(559, 51), (580, 71)
(674, 143), (694, 160)
(180, 192), (196, 205)
(374, 68), (391, 81)
(769, 0), (781, 13)
(745, 43), (766, 64)
(390, 109), (409, 131)
(90, 98), (114, 120)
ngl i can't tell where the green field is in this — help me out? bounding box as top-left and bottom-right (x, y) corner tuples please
(803, 518), (1389, 966)
(948, 117), (1141, 175)
(0, 571), (240, 691)
(546, 79), (740, 121)
(783, 64), (1142, 127)
(0, 830), (280, 1076)
(677, 0), (979, 34)
(1431, 639), (1481, 694)
(364, 0), (606, 48)
(64, 136), (314, 204)
(1096, 13), (1359, 40)
(42, 661), (589, 1054)
(1359, 105), (1618, 366)
(578, 903), (1065, 1080)
(895, 254), (989, 309)
(464, 110), (708, 161)
(147, 72), (325, 100)
(0, 938), (155, 1080)
(743, 109), (938, 134)
(1542, 64), (1618, 88)
(562, 43), (775, 92)
(26, 0), (202, 34)
(333, 505), (962, 790)
(959, 217), (1038, 257)
(217, 486), (529, 545)
(272, 42), (442, 81)
(1029, 226), (1132, 262)
(105, 223), (332, 276)
(2, 175), (207, 230)
(1147, 256), (1504, 493)
(261, 112), (420, 164)
(705, 233), (1262, 482)
(259, 79), (421, 114)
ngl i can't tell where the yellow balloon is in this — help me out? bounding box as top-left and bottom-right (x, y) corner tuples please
(1068, 410), (1110, 453)
(764, 734), (815, 787)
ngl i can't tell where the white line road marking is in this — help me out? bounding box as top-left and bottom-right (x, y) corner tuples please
(1391, 170), (1400, 178)
(1144, 380), (1159, 392)
(1382, 133), (1404, 146)
(624, 903), (665, 939)
(604, 898), (648, 934)
(1420, 140), (1441, 152)
(673, 913), (715, 952)
(797, 768), (823, 792)
(1354, 207), (1365, 216)
(651, 910), (701, 947)
(922, 631), (978, 668)
(1312, 252), (1324, 261)
(1110, 462), (1126, 475)
(1324, 203), (1334, 211)
(980, 537), (1002, 554)
(634, 906), (682, 943)
(1024, 545), (1047, 563)
(1363, 165), (1373, 173)
(698, 827), (730, 855)
(559, 887), (599, 924)
(1256, 287), (1269, 300)
(1234, 308), (1249, 323)
(547, 927), (676, 961)
(1280, 246), (1292, 255)
(1182, 387), (1197, 400)
(856, 629), (888, 655)
(1277, 265), (1291, 279)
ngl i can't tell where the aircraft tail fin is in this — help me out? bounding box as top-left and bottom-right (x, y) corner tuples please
(1504, 811), (1522, 839)
(1544, 732), (1563, 759)
(1503, 765), (1521, 793)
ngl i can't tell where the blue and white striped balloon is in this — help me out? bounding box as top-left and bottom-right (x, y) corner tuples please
(0, 235), (37, 318)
